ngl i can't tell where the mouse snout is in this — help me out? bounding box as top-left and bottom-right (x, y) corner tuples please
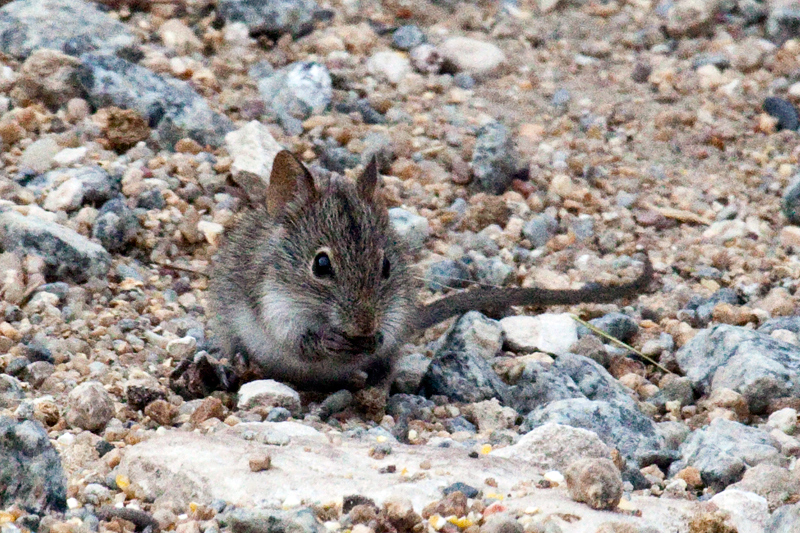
(347, 334), (381, 353)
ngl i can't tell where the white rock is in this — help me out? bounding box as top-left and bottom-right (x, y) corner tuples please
(462, 398), (517, 433)
(237, 379), (301, 414)
(439, 37), (506, 76)
(166, 336), (197, 359)
(19, 137), (60, 173)
(224, 121), (284, 181)
(709, 489), (769, 533)
(158, 19), (202, 54)
(492, 423), (612, 471)
(197, 220), (224, 246)
(367, 51), (412, 84)
(500, 313), (577, 354)
(53, 146), (87, 166)
(767, 408), (797, 435)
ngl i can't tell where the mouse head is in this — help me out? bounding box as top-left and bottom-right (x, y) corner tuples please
(263, 151), (415, 357)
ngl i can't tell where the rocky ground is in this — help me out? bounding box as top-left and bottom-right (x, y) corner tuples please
(4, 0), (800, 531)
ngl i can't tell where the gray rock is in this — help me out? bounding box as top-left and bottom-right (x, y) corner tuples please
(552, 88), (571, 109)
(767, 0), (800, 45)
(759, 316), (800, 335)
(453, 72), (475, 89)
(78, 54), (233, 148)
(565, 458), (623, 510)
(392, 25), (426, 50)
(581, 312), (639, 343)
(425, 259), (471, 291)
(553, 354), (638, 408)
(521, 398), (665, 482)
(510, 361), (584, 414)
(216, 0), (319, 39)
(419, 313), (511, 404)
(767, 501), (800, 532)
(522, 214), (558, 248)
(222, 507), (322, 533)
(764, 96), (799, 131)
(92, 197), (139, 252)
(0, 417), (66, 512)
(471, 255), (514, 287)
(385, 394), (435, 440)
(0, 374), (25, 408)
(646, 377), (695, 412)
(446, 311), (503, 361)
(657, 420), (691, 450)
(729, 463), (800, 511)
(258, 61), (332, 130)
(471, 121), (517, 194)
(42, 166), (116, 212)
(0, 0), (135, 60)
(670, 419), (782, 490)
(392, 353), (430, 394)
(237, 380), (301, 415)
(388, 208), (429, 250)
(65, 381), (114, 432)
(0, 210), (111, 282)
(675, 324), (800, 414)
(782, 175), (800, 225)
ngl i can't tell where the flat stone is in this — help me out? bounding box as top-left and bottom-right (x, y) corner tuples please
(500, 314), (578, 355)
(78, 53), (233, 148)
(439, 37), (506, 77)
(0, 0), (135, 60)
(42, 166), (115, 212)
(237, 380), (301, 415)
(217, 0), (318, 39)
(225, 121), (284, 183)
(0, 209), (111, 282)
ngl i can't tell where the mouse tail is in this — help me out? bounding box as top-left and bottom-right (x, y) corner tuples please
(414, 254), (653, 330)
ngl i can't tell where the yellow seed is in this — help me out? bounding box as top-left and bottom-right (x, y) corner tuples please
(189, 502), (199, 513)
(485, 492), (504, 500)
(400, 468), (409, 476)
(116, 475), (130, 489)
(428, 514), (446, 530)
(480, 444), (492, 455)
(617, 498), (636, 511)
(0, 512), (15, 523)
(376, 436), (387, 443)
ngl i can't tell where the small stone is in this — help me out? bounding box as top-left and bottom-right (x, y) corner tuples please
(675, 466), (703, 488)
(367, 51), (412, 84)
(92, 197), (139, 252)
(709, 489), (770, 533)
(94, 107), (151, 152)
(217, 0), (318, 38)
(425, 259), (471, 291)
(144, 400), (178, 426)
(166, 336), (198, 359)
(521, 214), (558, 248)
(780, 226), (800, 248)
(410, 44), (443, 75)
(198, 220), (224, 246)
(500, 314), (577, 354)
(389, 208), (429, 249)
(258, 61), (332, 127)
(225, 121), (284, 185)
(392, 25), (425, 50)
(764, 97), (799, 131)
(158, 19), (202, 54)
(782, 176), (800, 225)
(190, 397), (225, 424)
(248, 453), (272, 472)
(17, 49), (83, 108)
(767, 408), (797, 435)
(237, 380), (301, 415)
(65, 381), (114, 432)
(472, 121), (517, 194)
(439, 37), (506, 77)
(565, 458), (623, 510)
(42, 166), (115, 213)
(19, 137), (59, 173)
(462, 399), (517, 433)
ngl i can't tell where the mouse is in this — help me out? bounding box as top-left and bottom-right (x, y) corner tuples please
(204, 150), (653, 392)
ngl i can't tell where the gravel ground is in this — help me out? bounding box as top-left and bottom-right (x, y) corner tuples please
(3, 0), (800, 531)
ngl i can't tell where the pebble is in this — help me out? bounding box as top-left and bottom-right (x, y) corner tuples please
(425, 259), (472, 291)
(669, 418), (781, 489)
(65, 381), (114, 432)
(493, 423), (612, 471)
(92, 197), (139, 252)
(582, 312), (639, 343)
(216, 0), (318, 38)
(471, 121), (517, 194)
(166, 336), (198, 359)
(782, 175), (800, 225)
(225, 121), (284, 184)
(521, 214), (558, 248)
(500, 314), (577, 355)
(367, 51), (412, 85)
(258, 61), (332, 128)
(237, 380), (301, 415)
(439, 37), (506, 76)
(763, 97), (799, 131)
(565, 458), (623, 510)
(19, 137), (59, 173)
(409, 44), (443, 75)
(766, 408), (797, 435)
(42, 166), (115, 212)
(0, 0), (135, 59)
(0, 210), (111, 282)
(709, 489), (770, 533)
(389, 208), (430, 250)
(389, 25), (424, 51)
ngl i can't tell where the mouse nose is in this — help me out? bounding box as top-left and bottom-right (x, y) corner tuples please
(347, 334), (380, 353)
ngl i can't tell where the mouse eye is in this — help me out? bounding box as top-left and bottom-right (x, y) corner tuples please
(312, 251), (334, 278)
(381, 256), (391, 279)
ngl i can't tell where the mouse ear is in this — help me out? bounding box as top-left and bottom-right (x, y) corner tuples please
(357, 155), (379, 201)
(267, 150), (318, 216)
